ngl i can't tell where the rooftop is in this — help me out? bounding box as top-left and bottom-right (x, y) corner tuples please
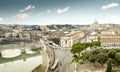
(64, 31), (82, 37)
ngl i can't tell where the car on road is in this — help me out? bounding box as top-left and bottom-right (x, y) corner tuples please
(79, 60), (84, 64)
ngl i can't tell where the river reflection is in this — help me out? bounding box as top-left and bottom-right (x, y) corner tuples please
(0, 56), (42, 72)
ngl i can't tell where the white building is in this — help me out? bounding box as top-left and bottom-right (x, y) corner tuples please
(60, 31), (84, 48)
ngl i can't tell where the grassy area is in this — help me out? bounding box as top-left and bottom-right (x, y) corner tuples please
(0, 51), (40, 64)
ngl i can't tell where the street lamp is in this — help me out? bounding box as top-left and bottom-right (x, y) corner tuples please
(74, 62), (77, 72)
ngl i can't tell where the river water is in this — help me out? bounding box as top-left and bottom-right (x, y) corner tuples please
(0, 55), (42, 72)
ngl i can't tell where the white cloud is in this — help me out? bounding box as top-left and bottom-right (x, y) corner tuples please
(106, 15), (120, 24)
(20, 5), (35, 12)
(46, 10), (51, 13)
(14, 13), (29, 19)
(101, 3), (119, 10)
(56, 7), (70, 14)
(0, 18), (5, 23)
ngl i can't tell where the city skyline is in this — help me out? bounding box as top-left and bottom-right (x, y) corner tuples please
(0, 0), (120, 25)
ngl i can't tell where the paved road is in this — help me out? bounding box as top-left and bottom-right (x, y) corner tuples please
(43, 40), (74, 72)
(54, 49), (73, 72)
(40, 39), (55, 67)
(32, 39), (55, 72)
(32, 50), (50, 72)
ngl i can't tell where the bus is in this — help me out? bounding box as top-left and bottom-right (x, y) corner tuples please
(50, 59), (59, 72)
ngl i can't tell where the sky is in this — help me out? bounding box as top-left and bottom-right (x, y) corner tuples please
(0, 0), (120, 25)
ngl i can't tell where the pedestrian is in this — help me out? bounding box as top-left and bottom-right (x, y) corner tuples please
(60, 62), (62, 66)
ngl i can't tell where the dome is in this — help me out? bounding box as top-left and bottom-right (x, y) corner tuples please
(92, 19), (98, 24)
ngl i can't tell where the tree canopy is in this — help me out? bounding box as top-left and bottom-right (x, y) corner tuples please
(71, 41), (101, 55)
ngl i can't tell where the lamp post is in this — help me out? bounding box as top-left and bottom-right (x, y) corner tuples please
(74, 62), (77, 72)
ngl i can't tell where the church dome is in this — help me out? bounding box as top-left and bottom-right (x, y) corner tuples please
(92, 19), (98, 25)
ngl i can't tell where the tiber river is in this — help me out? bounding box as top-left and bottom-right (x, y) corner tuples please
(0, 49), (42, 72)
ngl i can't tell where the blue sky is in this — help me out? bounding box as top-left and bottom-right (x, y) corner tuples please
(0, 0), (120, 25)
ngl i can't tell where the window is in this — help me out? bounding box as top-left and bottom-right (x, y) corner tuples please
(65, 40), (67, 45)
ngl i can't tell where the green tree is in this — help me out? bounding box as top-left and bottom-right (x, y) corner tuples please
(82, 42), (89, 48)
(92, 41), (101, 49)
(87, 50), (100, 66)
(72, 54), (80, 62)
(51, 38), (60, 45)
(71, 43), (80, 54)
(80, 53), (88, 60)
(96, 53), (108, 67)
(100, 49), (109, 53)
(106, 58), (112, 72)
(88, 53), (96, 66)
(96, 41), (101, 47)
(108, 50), (116, 59)
(88, 42), (94, 50)
(71, 43), (85, 56)
(83, 43), (89, 53)
(92, 49), (100, 54)
(78, 43), (85, 54)
(115, 53), (120, 64)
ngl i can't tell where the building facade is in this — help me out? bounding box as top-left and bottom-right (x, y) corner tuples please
(87, 30), (120, 46)
(60, 31), (84, 48)
(100, 34), (120, 46)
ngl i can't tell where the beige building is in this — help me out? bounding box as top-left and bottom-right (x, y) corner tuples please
(87, 31), (98, 42)
(100, 30), (120, 46)
(60, 31), (84, 48)
(0, 31), (5, 38)
(40, 26), (49, 32)
(100, 34), (120, 46)
(87, 30), (120, 46)
(19, 31), (42, 40)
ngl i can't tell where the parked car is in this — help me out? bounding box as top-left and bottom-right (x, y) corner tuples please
(79, 60), (84, 64)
